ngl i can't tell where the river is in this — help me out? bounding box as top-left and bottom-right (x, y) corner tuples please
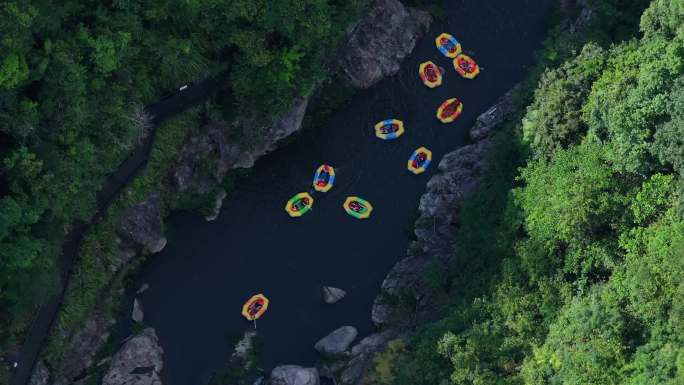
(134, 1), (553, 383)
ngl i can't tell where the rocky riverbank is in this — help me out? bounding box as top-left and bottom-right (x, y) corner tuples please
(27, 1), (430, 384)
(371, 87), (516, 328)
(317, 86), (520, 385)
(306, 3), (597, 383)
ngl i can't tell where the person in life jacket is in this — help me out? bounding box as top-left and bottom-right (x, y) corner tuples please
(459, 59), (473, 72)
(443, 99), (461, 116)
(425, 63), (441, 82)
(413, 152), (427, 168)
(293, 197), (310, 211)
(380, 123), (397, 134)
(317, 170), (330, 186)
(349, 201), (364, 212)
(249, 300), (263, 316)
(441, 38), (457, 53)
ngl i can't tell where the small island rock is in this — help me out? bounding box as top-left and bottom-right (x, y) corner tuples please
(322, 286), (347, 304)
(132, 298), (144, 323)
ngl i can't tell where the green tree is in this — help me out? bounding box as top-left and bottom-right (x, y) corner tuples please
(629, 173), (674, 225)
(652, 76), (684, 176)
(514, 143), (625, 255)
(639, 0), (684, 38)
(522, 43), (606, 158)
(582, 36), (684, 174)
(521, 289), (632, 385)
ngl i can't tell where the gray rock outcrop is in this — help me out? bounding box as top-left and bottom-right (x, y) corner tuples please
(172, 98), (309, 197)
(204, 189), (227, 222)
(569, 1), (594, 33)
(102, 328), (164, 385)
(117, 192), (166, 255)
(370, 138), (497, 327)
(340, 0), (432, 88)
(132, 298), (144, 323)
(267, 365), (319, 385)
(371, 88), (517, 327)
(314, 326), (358, 358)
(48, 310), (116, 384)
(172, 121), (233, 195)
(233, 331), (257, 360)
(322, 286), (347, 304)
(136, 283), (150, 294)
(170, 98), (309, 220)
(337, 331), (399, 385)
(371, 256), (431, 326)
(411, 137), (497, 257)
(28, 359), (49, 385)
(470, 86), (518, 141)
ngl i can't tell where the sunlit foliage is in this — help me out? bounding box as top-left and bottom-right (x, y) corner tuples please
(391, 1), (684, 384)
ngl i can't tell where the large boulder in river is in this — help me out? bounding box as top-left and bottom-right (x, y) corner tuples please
(117, 192), (166, 255)
(102, 328), (164, 385)
(340, 0), (432, 88)
(322, 286), (347, 304)
(267, 365), (319, 385)
(314, 326), (358, 357)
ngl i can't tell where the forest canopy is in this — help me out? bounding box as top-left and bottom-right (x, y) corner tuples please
(375, 0), (684, 384)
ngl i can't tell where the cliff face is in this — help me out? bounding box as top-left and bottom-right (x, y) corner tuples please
(371, 88), (517, 328)
(339, 0), (432, 88)
(171, 98), (310, 198)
